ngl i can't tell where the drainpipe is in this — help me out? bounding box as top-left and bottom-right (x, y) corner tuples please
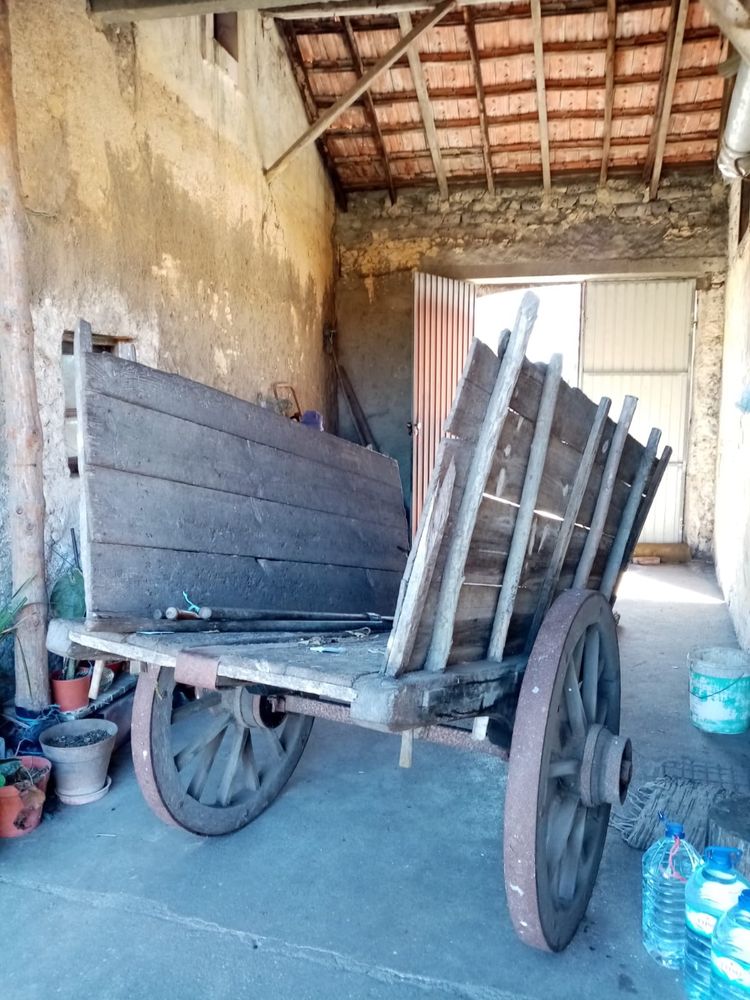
(719, 60), (750, 179)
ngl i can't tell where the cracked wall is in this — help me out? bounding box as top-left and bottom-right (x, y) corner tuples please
(0, 0), (335, 691)
(335, 175), (727, 555)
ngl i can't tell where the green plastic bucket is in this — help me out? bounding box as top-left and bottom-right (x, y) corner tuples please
(689, 647), (750, 734)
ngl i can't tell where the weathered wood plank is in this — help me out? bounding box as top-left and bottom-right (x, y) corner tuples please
(85, 466), (408, 572)
(83, 352), (401, 493)
(425, 292), (539, 673)
(85, 392), (406, 528)
(445, 338), (645, 485)
(85, 543), (403, 617)
(385, 456), (455, 676)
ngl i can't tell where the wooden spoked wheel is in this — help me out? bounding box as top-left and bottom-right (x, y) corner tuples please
(503, 589), (632, 952)
(132, 665), (313, 835)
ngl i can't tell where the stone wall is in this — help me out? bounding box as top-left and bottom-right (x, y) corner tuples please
(714, 182), (750, 649)
(335, 174), (727, 551)
(0, 0), (336, 688)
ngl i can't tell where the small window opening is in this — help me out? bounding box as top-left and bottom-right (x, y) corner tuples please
(62, 331), (117, 476)
(213, 12), (238, 61)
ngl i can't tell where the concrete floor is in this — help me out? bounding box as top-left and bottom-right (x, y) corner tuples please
(4, 564), (749, 1000)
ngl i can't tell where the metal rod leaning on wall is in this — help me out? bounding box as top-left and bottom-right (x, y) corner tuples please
(424, 291), (539, 673)
(525, 395), (612, 654)
(599, 427), (661, 601)
(487, 353), (563, 661)
(573, 395), (638, 589)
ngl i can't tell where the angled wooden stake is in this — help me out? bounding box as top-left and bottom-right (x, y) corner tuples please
(265, 0), (454, 183)
(398, 11), (450, 198)
(530, 0), (551, 191)
(464, 7), (494, 195)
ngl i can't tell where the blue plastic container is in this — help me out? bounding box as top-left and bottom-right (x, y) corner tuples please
(711, 889), (750, 999)
(684, 847), (749, 1000)
(642, 819), (701, 968)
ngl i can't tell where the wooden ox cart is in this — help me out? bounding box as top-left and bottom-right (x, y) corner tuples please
(59, 293), (669, 953)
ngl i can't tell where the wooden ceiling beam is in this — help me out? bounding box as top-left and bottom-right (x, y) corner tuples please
(89, 0), (502, 22)
(599, 0), (617, 185)
(647, 0), (690, 199)
(341, 17), (397, 204)
(463, 7), (494, 194)
(398, 11), (450, 198)
(530, 0), (551, 190)
(276, 20), (349, 210)
(264, 0), (454, 182)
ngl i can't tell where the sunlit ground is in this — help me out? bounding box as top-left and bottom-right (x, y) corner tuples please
(617, 567), (724, 605)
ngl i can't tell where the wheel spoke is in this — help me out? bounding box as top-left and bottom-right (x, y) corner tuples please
(173, 710), (232, 765)
(549, 757), (579, 779)
(582, 627), (600, 723)
(261, 724), (286, 760)
(171, 691), (221, 723)
(558, 807), (587, 904)
(187, 728), (227, 802)
(564, 660), (586, 738)
(546, 793), (579, 873)
(241, 736), (261, 791)
(216, 724), (249, 807)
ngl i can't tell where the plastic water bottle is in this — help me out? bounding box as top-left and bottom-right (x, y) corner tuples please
(642, 818), (701, 967)
(685, 847), (749, 999)
(711, 889), (750, 999)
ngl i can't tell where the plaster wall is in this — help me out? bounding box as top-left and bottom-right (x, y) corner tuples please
(0, 0), (335, 685)
(335, 175), (727, 551)
(714, 182), (750, 649)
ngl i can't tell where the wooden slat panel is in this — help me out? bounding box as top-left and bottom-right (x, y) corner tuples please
(85, 393), (406, 528)
(85, 543), (403, 618)
(85, 467), (408, 571)
(445, 338), (645, 487)
(84, 352), (401, 492)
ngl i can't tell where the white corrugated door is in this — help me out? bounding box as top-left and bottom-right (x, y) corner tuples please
(581, 279), (695, 543)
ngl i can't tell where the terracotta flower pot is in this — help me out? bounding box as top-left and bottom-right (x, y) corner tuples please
(40, 719), (118, 805)
(51, 671), (90, 712)
(0, 755), (51, 838)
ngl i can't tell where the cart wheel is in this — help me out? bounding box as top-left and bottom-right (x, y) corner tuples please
(503, 589), (632, 952)
(132, 665), (313, 835)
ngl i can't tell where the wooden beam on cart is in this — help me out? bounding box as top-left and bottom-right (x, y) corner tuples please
(530, 0), (552, 191)
(425, 291), (539, 673)
(525, 396), (611, 652)
(600, 427), (661, 600)
(599, 0), (617, 186)
(398, 11), (450, 199)
(264, 0), (455, 183)
(487, 354), (563, 661)
(573, 395), (637, 589)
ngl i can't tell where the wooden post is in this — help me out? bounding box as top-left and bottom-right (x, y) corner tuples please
(0, 1), (50, 712)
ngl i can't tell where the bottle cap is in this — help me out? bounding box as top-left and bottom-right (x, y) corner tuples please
(664, 821), (685, 838)
(739, 890), (750, 912)
(704, 846), (743, 871)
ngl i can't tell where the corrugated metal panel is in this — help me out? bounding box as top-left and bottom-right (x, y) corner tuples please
(412, 273), (475, 535)
(581, 279), (695, 544)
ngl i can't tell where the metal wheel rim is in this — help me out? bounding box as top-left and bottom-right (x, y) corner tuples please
(132, 665), (313, 835)
(503, 589), (622, 952)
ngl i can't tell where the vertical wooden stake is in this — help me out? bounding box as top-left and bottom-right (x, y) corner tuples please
(0, 2), (49, 712)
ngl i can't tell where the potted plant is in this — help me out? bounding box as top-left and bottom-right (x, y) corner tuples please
(50, 656), (91, 712)
(0, 755), (51, 838)
(40, 719), (118, 805)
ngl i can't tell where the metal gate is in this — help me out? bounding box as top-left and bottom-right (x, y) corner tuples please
(412, 273), (475, 534)
(581, 279), (695, 543)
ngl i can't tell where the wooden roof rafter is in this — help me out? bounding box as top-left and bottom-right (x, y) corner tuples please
(599, 0), (617, 186)
(397, 11), (450, 198)
(463, 6), (495, 194)
(530, 0), (551, 191)
(341, 17), (398, 203)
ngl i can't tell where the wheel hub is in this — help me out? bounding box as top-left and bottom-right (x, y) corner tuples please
(579, 723), (632, 808)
